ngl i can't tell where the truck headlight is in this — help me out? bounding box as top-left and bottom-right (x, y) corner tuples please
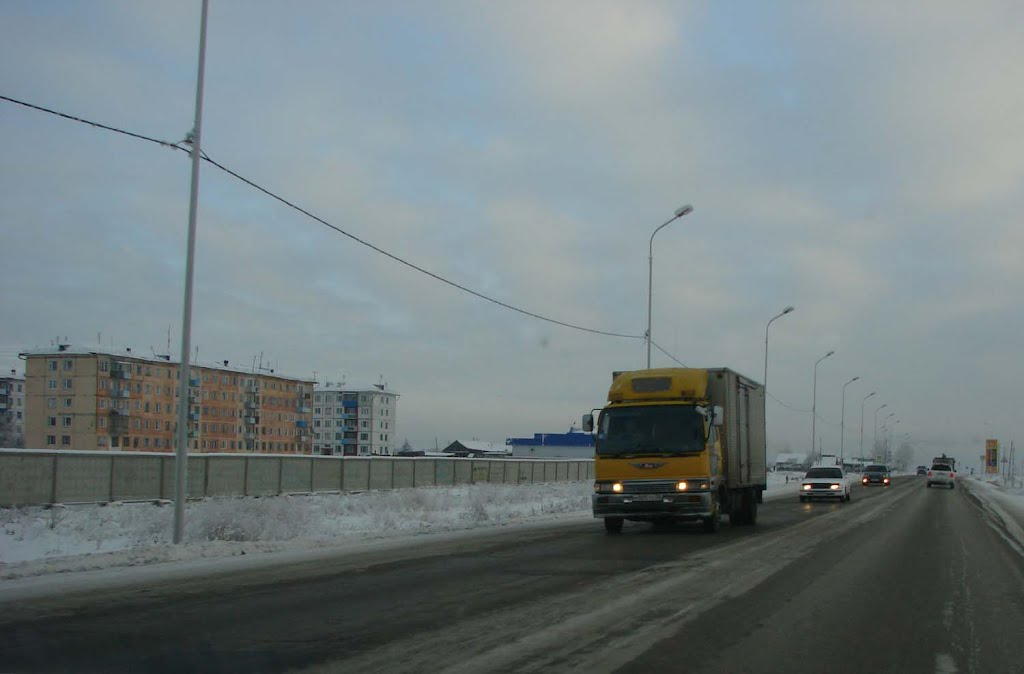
(802, 484), (812, 491)
(676, 481), (688, 491)
(830, 484), (841, 490)
(594, 482), (624, 494)
(612, 482), (623, 493)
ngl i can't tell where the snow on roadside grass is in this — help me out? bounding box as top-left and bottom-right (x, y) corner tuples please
(1, 472), (814, 579)
(0, 482), (592, 577)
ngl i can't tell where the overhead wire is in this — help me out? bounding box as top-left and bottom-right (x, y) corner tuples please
(1, 94), (646, 341)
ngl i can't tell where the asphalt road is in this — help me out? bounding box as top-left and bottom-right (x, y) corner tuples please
(1, 477), (1022, 673)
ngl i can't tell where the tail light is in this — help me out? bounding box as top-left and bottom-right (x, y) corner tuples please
(949, 473), (954, 478)
(927, 471), (933, 477)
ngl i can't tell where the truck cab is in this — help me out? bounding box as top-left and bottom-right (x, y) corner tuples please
(585, 368), (766, 534)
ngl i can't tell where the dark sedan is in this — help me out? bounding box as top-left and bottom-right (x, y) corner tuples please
(861, 464), (891, 486)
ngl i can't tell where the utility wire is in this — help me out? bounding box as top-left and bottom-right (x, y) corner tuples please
(648, 340), (687, 367)
(766, 392), (811, 414)
(1, 94), (642, 340)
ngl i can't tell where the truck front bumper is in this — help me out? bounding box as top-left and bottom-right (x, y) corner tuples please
(592, 492), (712, 521)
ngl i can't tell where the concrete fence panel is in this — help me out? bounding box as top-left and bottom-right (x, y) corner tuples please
(543, 462), (557, 483)
(0, 454), (54, 506)
(556, 462), (569, 482)
(206, 457), (246, 497)
(435, 459), (455, 486)
(517, 461), (533, 484)
(55, 455), (112, 503)
(392, 459), (415, 489)
(342, 458), (371, 491)
(281, 457), (314, 493)
(488, 461), (505, 484)
(160, 455), (207, 499)
(471, 461), (490, 484)
(369, 459), (395, 490)
(453, 459), (472, 485)
(245, 457), (280, 496)
(312, 458), (342, 492)
(413, 459), (436, 488)
(503, 461), (519, 484)
(111, 456), (162, 501)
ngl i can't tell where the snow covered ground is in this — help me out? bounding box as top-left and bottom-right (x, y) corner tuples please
(962, 475), (1024, 555)
(0, 472), (806, 581)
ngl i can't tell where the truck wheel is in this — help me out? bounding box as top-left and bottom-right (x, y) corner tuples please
(703, 511), (720, 533)
(604, 517), (624, 535)
(745, 492), (758, 525)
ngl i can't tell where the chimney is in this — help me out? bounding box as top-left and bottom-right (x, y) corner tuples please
(223, 360), (229, 367)
(126, 347), (132, 353)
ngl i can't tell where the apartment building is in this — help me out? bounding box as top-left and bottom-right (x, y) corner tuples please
(312, 383), (398, 456)
(0, 370), (26, 447)
(21, 346), (314, 453)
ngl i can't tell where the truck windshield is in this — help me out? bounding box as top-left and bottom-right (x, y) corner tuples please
(596, 405), (705, 456)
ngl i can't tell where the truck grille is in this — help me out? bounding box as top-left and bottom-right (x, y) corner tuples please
(622, 481), (677, 494)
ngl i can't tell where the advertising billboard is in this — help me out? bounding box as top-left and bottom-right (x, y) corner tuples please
(985, 439), (999, 474)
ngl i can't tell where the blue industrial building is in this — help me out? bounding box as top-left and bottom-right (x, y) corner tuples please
(505, 427), (594, 459)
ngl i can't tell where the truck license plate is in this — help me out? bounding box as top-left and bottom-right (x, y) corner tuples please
(631, 494), (664, 502)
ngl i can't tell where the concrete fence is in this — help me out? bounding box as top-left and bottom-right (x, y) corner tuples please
(0, 450), (595, 507)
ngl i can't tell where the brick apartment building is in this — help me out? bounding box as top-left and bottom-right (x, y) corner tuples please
(0, 370), (26, 447)
(21, 346), (314, 453)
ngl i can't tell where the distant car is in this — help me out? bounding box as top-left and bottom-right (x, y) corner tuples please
(799, 466), (851, 502)
(861, 464), (891, 486)
(916, 465), (928, 475)
(927, 463), (956, 489)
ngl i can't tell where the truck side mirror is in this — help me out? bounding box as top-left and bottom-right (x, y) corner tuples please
(582, 414), (594, 433)
(712, 406), (724, 426)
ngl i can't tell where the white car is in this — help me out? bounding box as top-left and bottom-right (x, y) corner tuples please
(799, 466), (852, 502)
(927, 463), (956, 489)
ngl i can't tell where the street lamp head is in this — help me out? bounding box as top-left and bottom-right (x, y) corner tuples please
(825, 350), (835, 357)
(783, 306), (795, 314)
(864, 391), (876, 400)
(847, 376), (860, 385)
(674, 204), (694, 218)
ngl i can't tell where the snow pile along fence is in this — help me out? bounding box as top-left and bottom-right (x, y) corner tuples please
(0, 450), (595, 507)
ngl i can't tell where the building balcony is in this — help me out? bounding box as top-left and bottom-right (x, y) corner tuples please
(245, 433), (257, 441)
(299, 435), (310, 442)
(245, 383), (260, 393)
(187, 412), (200, 421)
(244, 400), (259, 409)
(295, 420), (309, 428)
(341, 438), (356, 445)
(342, 400), (358, 409)
(189, 377), (201, 387)
(244, 416), (258, 425)
(117, 389), (131, 398)
(297, 405), (311, 414)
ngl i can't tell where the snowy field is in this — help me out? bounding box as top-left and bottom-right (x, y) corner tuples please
(0, 471), (827, 580)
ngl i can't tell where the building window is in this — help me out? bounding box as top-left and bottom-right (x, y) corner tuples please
(48, 360), (57, 372)
(63, 359), (73, 370)
(99, 417), (107, 429)
(47, 416), (56, 427)
(63, 398), (72, 408)
(146, 367), (152, 376)
(62, 435), (71, 446)
(144, 437), (150, 448)
(62, 416), (71, 427)
(100, 399), (107, 409)
(360, 433), (368, 441)
(47, 435), (56, 446)
(48, 379), (57, 390)
(62, 378), (73, 390)
(133, 437), (139, 448)
(100, 361), (109, 372)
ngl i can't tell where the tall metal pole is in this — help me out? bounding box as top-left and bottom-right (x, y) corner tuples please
(840, 376), (859, 465)
(173, 0), (209, 545)
(860, 391), (875, 458)
(872, 403), (888, 461)
(764, 306), (795, 390)
(646, 205), (693, 368)
(811, 350), (835, 459)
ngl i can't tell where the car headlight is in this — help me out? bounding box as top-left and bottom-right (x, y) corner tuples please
(676, 481), (688, 491)
(883, 478), (890, 484)
(830, 484), (841, 490)
(594, 482), (624, 494)
(802, 484), (812, 491)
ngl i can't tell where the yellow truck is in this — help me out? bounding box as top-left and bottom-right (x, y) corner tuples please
(583, 367), (766, 534)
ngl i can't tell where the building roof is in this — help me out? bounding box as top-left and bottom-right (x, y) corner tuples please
(774, 453), (809, 464)
(19, 345), (314, 383)
(315, 383), (399, 395)
(506, 430), (594, 447)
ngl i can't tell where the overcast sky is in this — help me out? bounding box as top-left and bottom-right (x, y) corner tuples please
(2, 1), (1022, 469)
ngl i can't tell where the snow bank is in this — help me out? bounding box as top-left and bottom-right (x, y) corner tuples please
(1, 473), (807, 580)
(962, 476), (1024, 555)
(0, 482), (591, 578)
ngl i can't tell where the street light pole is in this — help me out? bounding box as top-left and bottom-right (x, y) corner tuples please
(811, 350), (835, 460)
(840, 376), (859, 465)
(646, 204), (694, 368)
(873, 403), (888, 460)
(763, 306), (795, 389)
(173, 0), (209, 545)
(860, 392), (875, 458)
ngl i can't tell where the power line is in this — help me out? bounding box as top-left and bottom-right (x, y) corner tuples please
(648, 340), (687, 367)
(1, 94), (642, 340)
(767, 392), (811, 414)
